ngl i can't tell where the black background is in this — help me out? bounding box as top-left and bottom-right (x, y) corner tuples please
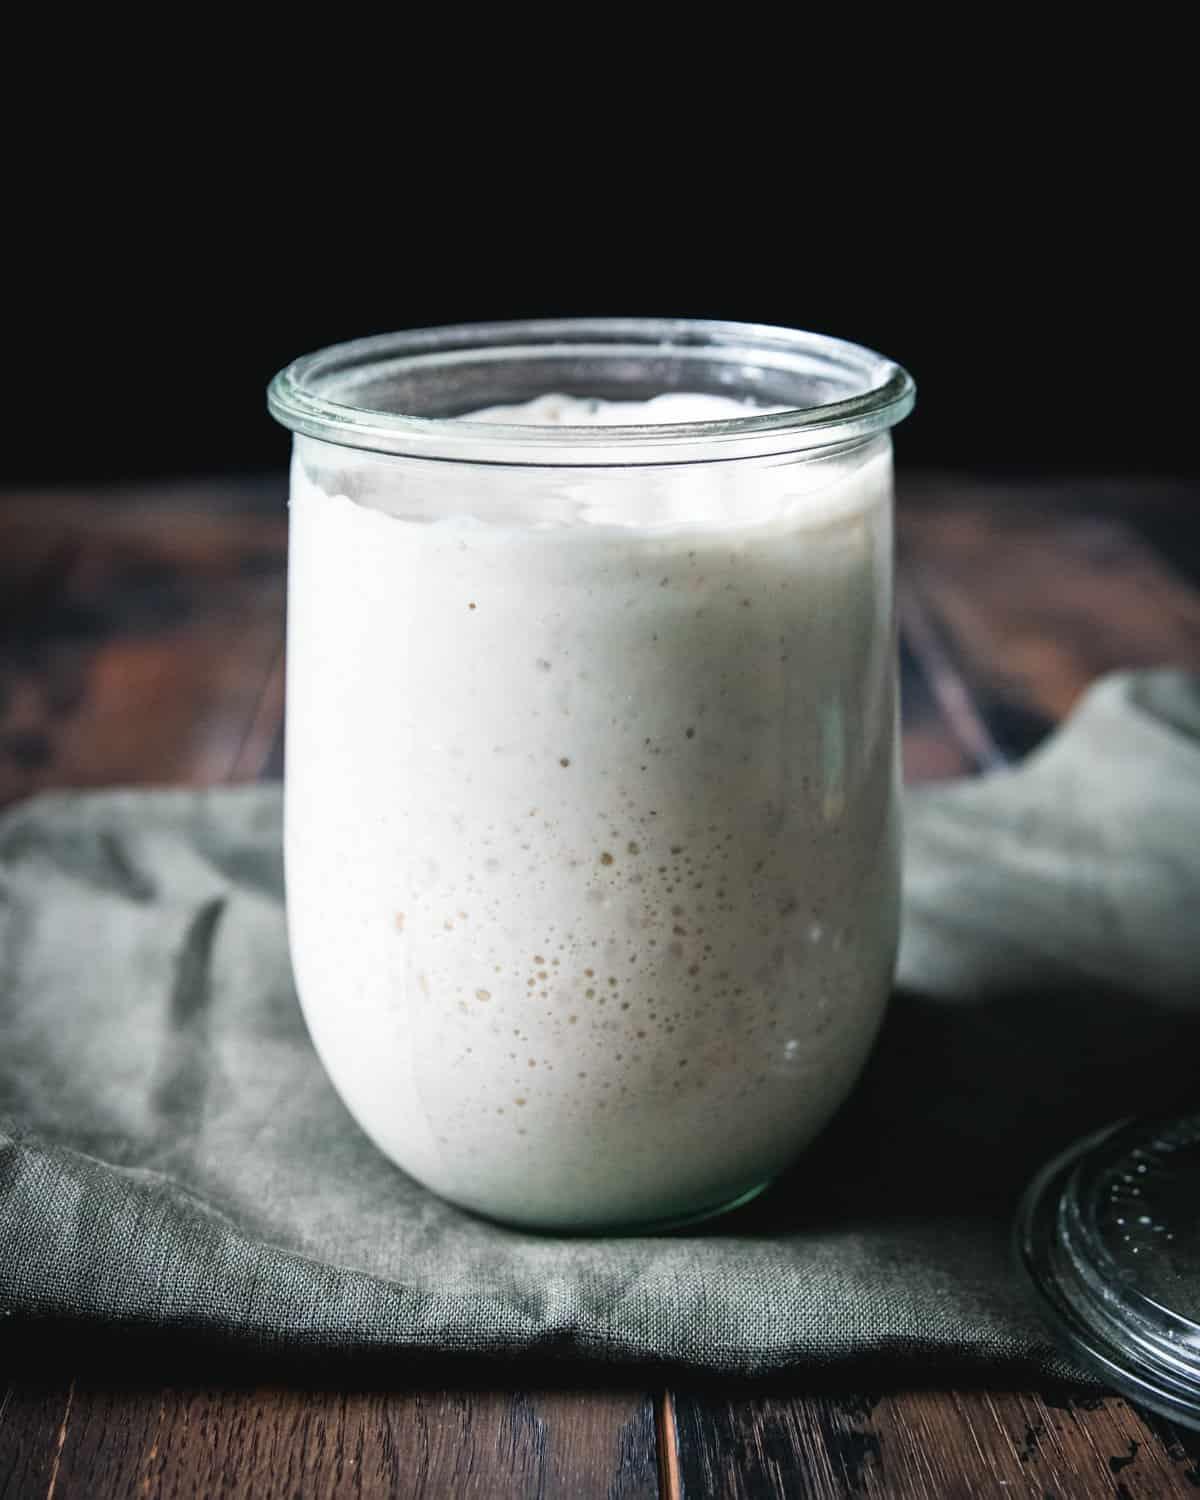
(7, 81), (1195, 485)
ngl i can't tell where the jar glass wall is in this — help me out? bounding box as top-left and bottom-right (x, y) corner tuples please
(269, 319), (915, 1231)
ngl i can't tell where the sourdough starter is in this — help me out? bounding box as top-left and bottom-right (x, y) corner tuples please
(285, 396), (899, 1228)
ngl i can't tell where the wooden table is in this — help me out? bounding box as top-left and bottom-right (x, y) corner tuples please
(3, 472), (1200, 1499)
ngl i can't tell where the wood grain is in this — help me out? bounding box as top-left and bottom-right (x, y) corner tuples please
(898, 479), (1200, 739)
(668, 1389), (1200, 1499)
(0, 1375), (658, 1500)
(0, 482), (287, 807)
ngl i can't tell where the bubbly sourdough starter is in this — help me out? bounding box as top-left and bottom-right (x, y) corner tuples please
(285, 396), (900, 1228)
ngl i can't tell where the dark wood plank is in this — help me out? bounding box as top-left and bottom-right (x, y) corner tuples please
(898, 482), (1200, 742)
(0, 483), (287, 806)
(0, 1373), (74, 1500)
(0, 1375), (658, 1500)
(901, 472), (1200, 592)
(669, 1389), (1200, 1499)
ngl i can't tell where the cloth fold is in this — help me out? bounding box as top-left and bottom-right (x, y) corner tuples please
(2, 671), (1198, 1378)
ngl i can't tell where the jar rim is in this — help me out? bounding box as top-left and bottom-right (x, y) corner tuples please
(267, 318), (915, 467)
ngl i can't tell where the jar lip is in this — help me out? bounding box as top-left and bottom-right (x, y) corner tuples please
(267, 318), (915, 467)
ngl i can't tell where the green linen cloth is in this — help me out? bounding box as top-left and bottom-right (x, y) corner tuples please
(2, 671), (1197, 1379)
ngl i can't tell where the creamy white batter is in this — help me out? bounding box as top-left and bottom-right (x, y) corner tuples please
(285, 395), (900, 1229)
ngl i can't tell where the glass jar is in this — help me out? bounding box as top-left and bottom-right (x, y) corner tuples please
(268, 318), (915, 1231)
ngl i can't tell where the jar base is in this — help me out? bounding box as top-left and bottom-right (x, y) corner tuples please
(457, 1176), (776, 1238)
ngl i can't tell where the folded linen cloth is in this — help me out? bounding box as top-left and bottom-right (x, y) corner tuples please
(2, 672), (1197, 1378)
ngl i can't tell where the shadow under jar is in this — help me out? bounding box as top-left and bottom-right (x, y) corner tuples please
(268, 318), (916, 1232)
